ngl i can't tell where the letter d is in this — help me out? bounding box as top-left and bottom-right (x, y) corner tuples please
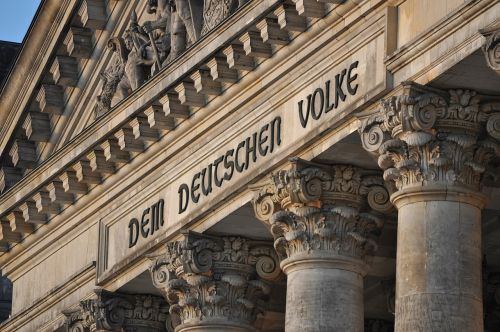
(178, 184), (189, 214)
(128, 218), (139, 248)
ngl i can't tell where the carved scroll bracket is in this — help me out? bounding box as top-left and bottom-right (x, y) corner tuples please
(481, 23), (500, 74)
(63, 289), (169, 332)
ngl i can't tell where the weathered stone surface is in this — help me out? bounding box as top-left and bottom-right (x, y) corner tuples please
(150, 231), (280, 332)
(22, 112), (51, 142)
(360, 83), (500, 193)
(359, 82), (500, 331)
(252, 159), (392, 332)
(0, 276), (12, 323)
(1, 1), (500, 332)
(0, 167), (22, 193)
(64, 289), (169, 332)
(9, 140), (37, 169)
(64, 27), (93, 59)
(480, 23), (500, 74)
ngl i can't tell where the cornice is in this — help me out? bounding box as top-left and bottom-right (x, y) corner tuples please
(385, 0), (498, 73)
(0, 1), (387, 280)
(0, 0), (77, 156)
(0, 0), (376, 253)
(0, 0), (129, 192)
(0, 261), (96, 332)
(0, 0), (282, 211)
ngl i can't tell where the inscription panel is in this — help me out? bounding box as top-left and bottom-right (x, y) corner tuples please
(97, 33), (388, 282)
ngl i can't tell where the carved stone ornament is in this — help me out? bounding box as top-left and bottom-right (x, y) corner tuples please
(149, 231), (280, 331)
(359, 82), (500, 193)
(480, 23), (500, 74)
(251, 159), (392, 267)
(63, 289), (169, 332)
(201, 0), (242, 35)
(95, 0), (248, 117)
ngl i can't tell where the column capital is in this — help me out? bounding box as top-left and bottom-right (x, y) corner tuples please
(359, 82), (500, 194)
(149, 231), (281, 331)
(251, 159), (392, 272)
(480, 22), (500, 74)
(252, 158), (394, 221)
(63, 289), (169, 332)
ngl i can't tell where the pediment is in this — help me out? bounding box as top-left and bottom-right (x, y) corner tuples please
(64, 0), (249, 142)
(0, 0), (249, 193)
(0, 0), (363, 253)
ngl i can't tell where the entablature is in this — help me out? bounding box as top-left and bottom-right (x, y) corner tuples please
(0, 0), (390, 291)
(0, 0), (127, 188)
(0, 0), (372, 255)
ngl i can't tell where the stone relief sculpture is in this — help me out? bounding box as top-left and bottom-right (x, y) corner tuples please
(95, 0), (243, 118)
(94, 38), (128, 118)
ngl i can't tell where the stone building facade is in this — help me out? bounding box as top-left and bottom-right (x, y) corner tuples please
(0, 0), (499, 331)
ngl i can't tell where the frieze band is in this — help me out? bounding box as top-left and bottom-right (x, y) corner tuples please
(178, 116), (282, 214)
(298, 61), (359, 128)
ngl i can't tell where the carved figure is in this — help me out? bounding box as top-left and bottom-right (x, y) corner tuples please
(95, 0), (248, 116)
(144, 0), (173, 69)
(123, 12), (153, 88)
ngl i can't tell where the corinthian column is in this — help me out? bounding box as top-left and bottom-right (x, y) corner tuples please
(360, 83), (500, 331)
(63, 289), (169, 332)
(149, 231), (281, 332)
(252, 159), (392, 332)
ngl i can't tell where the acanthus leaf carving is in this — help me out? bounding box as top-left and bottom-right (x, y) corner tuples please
(149, 231), (280, 330)
(251, 160), (392, 267)
(359, 82), (500, 192)
(64, 289), (169, 332)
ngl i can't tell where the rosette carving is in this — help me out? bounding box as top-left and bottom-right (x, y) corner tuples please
(63, 290), (169, 332)
(480, 23), (500, 74)
(149, 232), (280, 331)
(251, 159), (391, 265)
(359, 82), (500, 192)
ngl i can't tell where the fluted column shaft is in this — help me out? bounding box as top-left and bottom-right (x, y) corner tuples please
(252, 161), (392, 332)
(360, 84), (500, 331)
